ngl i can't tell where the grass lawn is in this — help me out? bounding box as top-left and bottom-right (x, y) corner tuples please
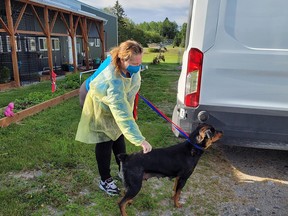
(0, 47), (233, 215)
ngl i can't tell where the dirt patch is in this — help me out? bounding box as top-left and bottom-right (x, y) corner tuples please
(215, 145), (288, 216)
(11, 170), (43, 179)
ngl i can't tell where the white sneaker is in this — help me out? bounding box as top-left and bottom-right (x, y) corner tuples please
(99, 177), (120, 196)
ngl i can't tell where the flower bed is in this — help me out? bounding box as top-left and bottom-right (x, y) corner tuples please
(0, 89), (79, 127)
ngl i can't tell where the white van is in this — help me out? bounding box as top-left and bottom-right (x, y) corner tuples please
(172, 0), (288, 150)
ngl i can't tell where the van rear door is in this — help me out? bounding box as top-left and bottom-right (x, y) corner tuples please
(173, 0), (288, 150)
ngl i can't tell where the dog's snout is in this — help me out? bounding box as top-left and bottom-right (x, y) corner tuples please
(217, 130), (224, 138)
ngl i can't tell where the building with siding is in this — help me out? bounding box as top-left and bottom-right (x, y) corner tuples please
(0, 0), (117, 88)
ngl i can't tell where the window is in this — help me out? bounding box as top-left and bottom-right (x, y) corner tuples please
(39, 37), (47, 51)
(6, 36), (10, 52)
(95, 38), (100, 47)
(25, 37), (36, 52)
(6, 36), (21, 52)
(76, 42), (81, 54)
(16, 37), (21, 52)
(39, 37), (60, 51)
(52, 38), (60, 51)
(0, 36), (2, 53)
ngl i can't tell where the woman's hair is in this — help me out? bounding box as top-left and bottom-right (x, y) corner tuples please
(110, 40), (143, 73)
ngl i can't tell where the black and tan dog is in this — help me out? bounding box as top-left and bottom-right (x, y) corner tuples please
(117, 124), (223, 216)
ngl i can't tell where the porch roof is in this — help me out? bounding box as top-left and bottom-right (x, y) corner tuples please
(20, 0), (108, 24)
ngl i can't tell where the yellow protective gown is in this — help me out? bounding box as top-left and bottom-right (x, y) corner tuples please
(75, 64), (145, 146)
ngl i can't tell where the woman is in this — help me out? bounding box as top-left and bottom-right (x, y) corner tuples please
(76, 40), (152, 196)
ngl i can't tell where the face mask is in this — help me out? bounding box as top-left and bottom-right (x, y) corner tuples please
(126, 64), (141, 75)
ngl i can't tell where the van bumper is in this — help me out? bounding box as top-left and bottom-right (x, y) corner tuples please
(172, 104), (288, 150)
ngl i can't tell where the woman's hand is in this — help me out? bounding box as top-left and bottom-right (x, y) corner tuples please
(141, 140), (152, 153)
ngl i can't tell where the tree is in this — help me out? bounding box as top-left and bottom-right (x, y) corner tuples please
(173, 32), (182, 47)
(173, 23), (187, 47)
(179, 23), (187, 47)
(120, 18), (148, 46)
(112, 0), (126, 27)
(145, 31), (163, 43)
(103, 2), (185, 46)
(137, 21), (162, 34)
(103, 7), (114, 15)
(106, 0), (128, 42)
(161, 18), (178, 39)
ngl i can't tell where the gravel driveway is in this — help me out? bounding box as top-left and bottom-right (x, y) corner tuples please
(216, 145), (288, 216)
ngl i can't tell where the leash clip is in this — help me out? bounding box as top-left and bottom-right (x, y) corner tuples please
(205, 129), (213, 139)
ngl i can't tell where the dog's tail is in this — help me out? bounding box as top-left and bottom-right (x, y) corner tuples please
(117, 153), (129, 162)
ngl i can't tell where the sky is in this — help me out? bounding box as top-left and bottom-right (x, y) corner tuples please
(78, 0), (190, 26)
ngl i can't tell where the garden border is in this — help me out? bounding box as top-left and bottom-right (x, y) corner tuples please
(0, 81), (18, 91)
(0, 89), (79, 128)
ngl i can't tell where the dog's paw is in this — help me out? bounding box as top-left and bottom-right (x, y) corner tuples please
(172, 195), (183, 208)
(175, 202), (182, 208)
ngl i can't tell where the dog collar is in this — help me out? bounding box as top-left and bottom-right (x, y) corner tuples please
(187, 139), (204, 151)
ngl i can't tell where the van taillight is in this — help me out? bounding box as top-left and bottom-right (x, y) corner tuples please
(184, 48), (203, 107)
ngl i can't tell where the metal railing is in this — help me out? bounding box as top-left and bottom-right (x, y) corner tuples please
(79, 69), (95, 83)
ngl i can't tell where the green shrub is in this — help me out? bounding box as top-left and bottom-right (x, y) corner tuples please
(58, 73), (80, 90)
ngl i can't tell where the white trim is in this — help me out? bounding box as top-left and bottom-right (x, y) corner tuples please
(16, 36), (22, 52)
(6, 36), (21, 52)
(6, 36), (11, 52)
(25, 37), (36, 52)
(52, 38), (60, 51)
(95, 38), (100, 47)
(38, 37), (47, 51)
(38, 37), (60, 51)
